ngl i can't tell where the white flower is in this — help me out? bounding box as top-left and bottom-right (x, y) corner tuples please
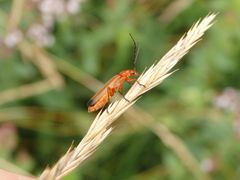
(66, 0), (81, 14)
(201, 158), (215, 172)
(214, 87), (240, 112)
(39, 0), (65, 16)
(27, 23), (55, 47)
(4, 30), (23, 48)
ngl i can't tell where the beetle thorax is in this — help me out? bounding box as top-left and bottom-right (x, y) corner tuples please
(119, 69), (137, 79)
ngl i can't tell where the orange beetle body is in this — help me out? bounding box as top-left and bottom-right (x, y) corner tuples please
(87, 69), (138, 112)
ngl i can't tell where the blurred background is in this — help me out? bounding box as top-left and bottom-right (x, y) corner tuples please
(0, 0), (239, 179)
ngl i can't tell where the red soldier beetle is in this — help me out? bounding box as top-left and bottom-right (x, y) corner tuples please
(87, 34), (142, 113)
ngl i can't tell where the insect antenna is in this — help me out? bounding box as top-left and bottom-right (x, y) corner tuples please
(129, 33), (139, 71)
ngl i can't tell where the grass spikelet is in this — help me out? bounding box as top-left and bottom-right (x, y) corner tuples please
(39, 13), (217, 180)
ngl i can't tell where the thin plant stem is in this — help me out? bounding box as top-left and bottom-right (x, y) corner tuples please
(39, 13), (217, 180)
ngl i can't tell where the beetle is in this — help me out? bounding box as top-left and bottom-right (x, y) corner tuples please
(87, 34), (140, 113)
(87, 69), (139, 112)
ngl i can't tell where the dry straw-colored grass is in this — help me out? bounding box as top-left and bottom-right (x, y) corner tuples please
(39, 13), (217, 180)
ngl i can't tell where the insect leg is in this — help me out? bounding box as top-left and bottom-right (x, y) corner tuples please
(126, 78), (146, 88)
(136, 80), (146, 88)
(118, 86), (131, 103)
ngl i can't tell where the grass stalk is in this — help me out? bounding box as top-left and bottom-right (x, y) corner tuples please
(39, 13), (216, 180)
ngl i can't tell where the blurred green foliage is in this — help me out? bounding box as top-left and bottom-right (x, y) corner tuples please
(0, 0), (240, 179)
